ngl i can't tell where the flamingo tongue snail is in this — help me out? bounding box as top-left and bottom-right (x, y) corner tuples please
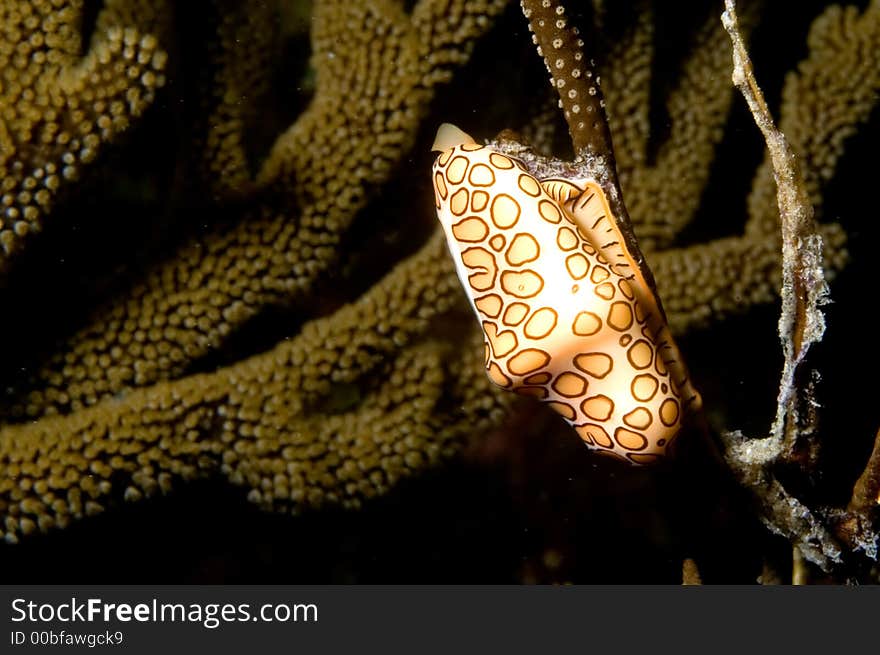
(431, 123), (701, 465)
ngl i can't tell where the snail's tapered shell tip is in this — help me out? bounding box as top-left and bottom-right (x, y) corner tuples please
(432, 123), (476, 152)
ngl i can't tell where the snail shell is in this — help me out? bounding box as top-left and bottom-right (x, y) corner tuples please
(431, 124), (700, 465)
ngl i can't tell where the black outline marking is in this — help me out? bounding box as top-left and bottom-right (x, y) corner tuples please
(595, 282), (616, 300)
(474, 293), (503, 318)
(502, 302), (530, 327)
(489, 234), (506, 251)
(631, 374), (659, 402)
(507, 348), (551, 376)
(490, 193), (522, 229)
(565, 252), (589, 280)
(556, 226), (579, 251)
(626, 339), (654, 370)
(623, 407), (653, 430)
(542, 178), (585, 204)
(627, 453), (660, 464)
(577, 423), (613, 448)
(525, 372), (553, 385)
(607, 301), (635, 332)
(581, 394), (614, 421)
(434, 171), (448, 199)
(537, 198), (562, 224)
(451, 216), (489, 243)
(505, 232), (541, 267)
(461, 246), (498, 291)
(523, 307), (558, 340)
(517, 173), (542, 197)
(551, 371), (588, 398)
(482, 321), (518, 358)
(572, 311), (602, 336)
(547, 401), (577, 421)
(468, 163), (496, 187)
(573, 352), (613, 379)
(614, 427), (648, 452)
(500, 270), (545, 299)
(659, 398), (680, 427)
(486, 361), (511, 388)
(577, 192), (595, 210)
(590, 265), (610, 284)
(471, 190), (490, 212)
(515, 386), (549, 399)
(445, 156), (469, 184)
(449, 187), (470, 216)
(488, 152), (515, 170)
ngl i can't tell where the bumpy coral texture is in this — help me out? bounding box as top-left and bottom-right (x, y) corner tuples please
(0, 0), (168, 267)
(1, 0), (878, 544)
(1, 0), (505, 420)
(0, 0), (512, 543)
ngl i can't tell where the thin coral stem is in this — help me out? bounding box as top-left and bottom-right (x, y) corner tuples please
(518, 0), (666, 321)
(720, 0), (849, 571)
(520, 0), (613, 160)
(849, 428), (880, 514)
(722, 0), (829, 451)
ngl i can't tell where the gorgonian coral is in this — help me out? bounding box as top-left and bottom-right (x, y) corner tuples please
(0, 0), (168, 268)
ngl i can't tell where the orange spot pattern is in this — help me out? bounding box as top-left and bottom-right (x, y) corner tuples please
(432, 138), (699, 464)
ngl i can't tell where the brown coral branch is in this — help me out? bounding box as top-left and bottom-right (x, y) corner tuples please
(0, 229), (511, 543)
(848, 429), (880, 515)
(722, 451), (842, 567)
(190, 0), (279, 200)
(520, 0), (611, 159)
(519, 0), (664, 320)
(0, 0), (509, 422)
(720, 0), (842, 569)
(0, 0), (169, 270)
(723, 0), (828, 456)
(832, 428), (880, 559)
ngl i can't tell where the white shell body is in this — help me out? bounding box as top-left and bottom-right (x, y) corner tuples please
(431, 129), (699, 465)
